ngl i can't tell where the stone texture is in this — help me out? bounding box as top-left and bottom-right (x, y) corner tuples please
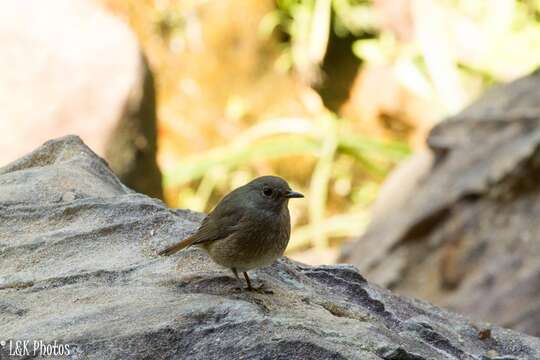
(342, 70), (540, 337)
(1, 136), (540, 359)
(0, 0), (162, 199)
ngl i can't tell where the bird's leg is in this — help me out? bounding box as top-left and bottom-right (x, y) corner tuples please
(243, 271), (273, 294)
(243, 271), (254, 291)
(231, 268), (244, 291)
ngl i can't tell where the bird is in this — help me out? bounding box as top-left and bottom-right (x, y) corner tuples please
(159, 175), (304, 292)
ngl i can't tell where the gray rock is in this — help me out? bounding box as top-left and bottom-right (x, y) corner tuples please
(1, 136), (540, 359)
(342, 70), (540, 337)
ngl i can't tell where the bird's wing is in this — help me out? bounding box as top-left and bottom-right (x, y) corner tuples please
(190, 194), (246, 245)
(158, 187), (248, 256)
(158, 206), (243, 256)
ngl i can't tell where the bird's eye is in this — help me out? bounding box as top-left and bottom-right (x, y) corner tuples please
(262, 187), (273, 197)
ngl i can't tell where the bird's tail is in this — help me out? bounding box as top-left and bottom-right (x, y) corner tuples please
(158, 236), (197, 256)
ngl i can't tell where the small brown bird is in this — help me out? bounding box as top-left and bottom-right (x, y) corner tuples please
(159, 175), (303, 292)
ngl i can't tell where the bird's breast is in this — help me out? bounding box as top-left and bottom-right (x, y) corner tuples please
(204, 209), (291, 271)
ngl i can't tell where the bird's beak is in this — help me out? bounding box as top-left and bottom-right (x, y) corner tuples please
(284, 190), (304, 198)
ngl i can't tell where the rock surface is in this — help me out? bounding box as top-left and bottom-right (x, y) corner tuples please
(342, 70), (540, 337)
(1, 136), (540, 359)
(0, 0), (162, 199)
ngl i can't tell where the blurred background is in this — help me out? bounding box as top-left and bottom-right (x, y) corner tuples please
(2, 0), (540, 335)
(104, 0), (540, 264)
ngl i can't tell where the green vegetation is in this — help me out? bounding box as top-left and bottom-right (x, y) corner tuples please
(164, 114), (409, 251)
(103, 0), (540, 259)
(271, 0), (540, 115)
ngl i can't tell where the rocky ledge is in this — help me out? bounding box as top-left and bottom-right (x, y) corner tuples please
(342, 70), (540, 337)
(1, 136), (539, 359)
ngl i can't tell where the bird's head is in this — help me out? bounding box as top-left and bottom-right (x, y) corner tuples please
(243, 175), (303, 212)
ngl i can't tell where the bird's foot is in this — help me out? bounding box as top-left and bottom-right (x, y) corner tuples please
(232, 283), (273, 294)
(245, 283), (273, 294)
(231, 269), (273, 294)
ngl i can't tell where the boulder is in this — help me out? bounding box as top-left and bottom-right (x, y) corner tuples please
(1, 136), (539, 359)
(0, 0), (162, 199)
(342, 70), (540, 337)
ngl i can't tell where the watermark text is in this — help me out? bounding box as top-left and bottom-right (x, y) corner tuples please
(0, 340), (71, 357)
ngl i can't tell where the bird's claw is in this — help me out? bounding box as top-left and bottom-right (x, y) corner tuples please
(233, 284), (273, 294)
(246, 283), (273, 294)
